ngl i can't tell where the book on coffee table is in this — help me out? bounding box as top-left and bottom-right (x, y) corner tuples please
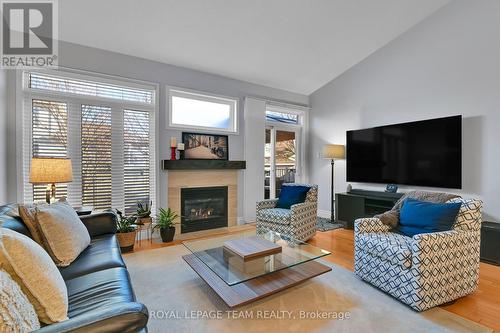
(223, 235), (282, 260)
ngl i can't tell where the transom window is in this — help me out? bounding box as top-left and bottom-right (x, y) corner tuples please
(265, 106), (301, 125)
(168, 88), (238, 133)
(30, 73), (154, 104)
(21, 70), (157, 214)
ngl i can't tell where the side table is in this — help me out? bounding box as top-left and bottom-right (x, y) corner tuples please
(136, 220), (153, 245)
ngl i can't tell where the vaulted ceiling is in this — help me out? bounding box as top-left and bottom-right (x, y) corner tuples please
(59, 0), (450, 94)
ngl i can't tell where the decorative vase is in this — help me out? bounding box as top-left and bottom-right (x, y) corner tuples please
(160, 227), (175, 243)
(116, 230), (137, 252)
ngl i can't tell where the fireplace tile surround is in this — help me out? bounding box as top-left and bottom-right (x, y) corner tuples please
(167, 170), (239, 236)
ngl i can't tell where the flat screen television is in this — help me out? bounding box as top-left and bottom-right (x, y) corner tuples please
(346, 115), (462, 189)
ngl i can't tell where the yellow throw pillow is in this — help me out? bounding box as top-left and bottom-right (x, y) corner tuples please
(0, 228), (68, 324)
(35, 202), (91, 267)
(0, 269), (41, 332)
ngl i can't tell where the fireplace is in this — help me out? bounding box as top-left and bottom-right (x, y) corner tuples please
(180, 186), (228, 233)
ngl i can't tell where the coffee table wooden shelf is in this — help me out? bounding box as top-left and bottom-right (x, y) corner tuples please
(183, 254), (331, 307)
(182, 229), (332, 307)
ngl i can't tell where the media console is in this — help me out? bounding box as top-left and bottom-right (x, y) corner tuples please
(335, 189), (403, 229)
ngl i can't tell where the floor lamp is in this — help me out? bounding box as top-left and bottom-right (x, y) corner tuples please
(322, 144), (345, 222)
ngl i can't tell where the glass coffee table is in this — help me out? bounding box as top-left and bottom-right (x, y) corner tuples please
(182, 229), (332, 307)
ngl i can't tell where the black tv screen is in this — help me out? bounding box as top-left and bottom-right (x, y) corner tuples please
(346, 116), (462, 189)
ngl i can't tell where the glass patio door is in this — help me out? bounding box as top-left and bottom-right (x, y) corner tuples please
(265, 127), (300, 199)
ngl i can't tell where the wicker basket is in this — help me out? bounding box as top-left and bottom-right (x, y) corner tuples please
(116, 230), (137, 252)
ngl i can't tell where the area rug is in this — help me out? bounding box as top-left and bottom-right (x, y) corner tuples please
(317, 217), (344, 231)
(124, 246), (492, 333)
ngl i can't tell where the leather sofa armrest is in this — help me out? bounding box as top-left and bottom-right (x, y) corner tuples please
(35, 302), (148, 333)
(80, 212), (117, 237)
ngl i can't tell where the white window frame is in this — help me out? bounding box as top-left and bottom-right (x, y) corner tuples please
(167, 87), (239, 134)
(15, 68), (159, 213)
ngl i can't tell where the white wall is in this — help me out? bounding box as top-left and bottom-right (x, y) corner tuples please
(5, 42), (309, 217)
(243, 98), (266, 221)
(309, 0), (500, 222)
(0, 69), (7, 204)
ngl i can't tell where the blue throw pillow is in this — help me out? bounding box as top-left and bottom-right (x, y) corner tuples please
(276, 186), (310, 209)
(396, 198), (461, 237)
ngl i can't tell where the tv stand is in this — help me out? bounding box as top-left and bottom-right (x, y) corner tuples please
(335, 190), (403, 229)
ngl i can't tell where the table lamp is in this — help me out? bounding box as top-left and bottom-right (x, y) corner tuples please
(29, 157), (73, 203)
(322, 144), (345, 222)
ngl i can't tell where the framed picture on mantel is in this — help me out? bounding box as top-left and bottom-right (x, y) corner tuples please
(182, 132), (229, 160)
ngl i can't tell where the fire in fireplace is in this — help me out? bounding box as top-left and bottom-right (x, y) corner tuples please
(180, 186), (228, 233)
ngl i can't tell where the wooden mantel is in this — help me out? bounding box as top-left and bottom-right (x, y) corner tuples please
(162, 160), (246, 170)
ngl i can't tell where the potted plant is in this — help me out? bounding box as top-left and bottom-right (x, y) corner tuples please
(136, 201), (152, 225)
(153, 207), (179, 242)
(115, 210), (137, 252)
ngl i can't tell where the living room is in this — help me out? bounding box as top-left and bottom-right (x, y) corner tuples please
(0, 1), (499, 332)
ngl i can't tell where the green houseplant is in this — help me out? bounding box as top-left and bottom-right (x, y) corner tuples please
(136, 201), (152, 225)
(153, 207), (179, 242)
(115, 210), (137, 252)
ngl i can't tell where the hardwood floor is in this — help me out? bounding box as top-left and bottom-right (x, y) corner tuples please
(310, 228), (500, 332)
(132, 226), (500, 332)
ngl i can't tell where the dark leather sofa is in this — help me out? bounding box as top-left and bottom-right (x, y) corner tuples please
(0, 204), (149, 333)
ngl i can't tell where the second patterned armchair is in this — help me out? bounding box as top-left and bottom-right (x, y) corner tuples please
(256, 183), (318, 241)
(354, 197), (483, 311)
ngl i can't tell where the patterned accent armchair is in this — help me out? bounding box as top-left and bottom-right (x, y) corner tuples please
(354, 198), (483, 311)
(256, 184), (318, 242)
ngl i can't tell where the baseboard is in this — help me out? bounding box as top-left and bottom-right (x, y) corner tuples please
(317, 210), (331, 219)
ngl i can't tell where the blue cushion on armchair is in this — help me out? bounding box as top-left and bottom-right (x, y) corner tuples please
(396, 198), (461, 237)
(276, 186), (310, 209)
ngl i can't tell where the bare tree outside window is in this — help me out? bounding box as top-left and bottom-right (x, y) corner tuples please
(81, 105), (112, 210)
(124, 110), (150, 214)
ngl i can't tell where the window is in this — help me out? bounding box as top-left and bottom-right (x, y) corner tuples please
(21, 70), (157, 213)
(168, 88), (238, 133)
(32, 100), (68, 202)
(30, 73), (154, 104)
(81, 105), (112, 210)
(124, 110), (151, 214)
(265, 110), (299, 124)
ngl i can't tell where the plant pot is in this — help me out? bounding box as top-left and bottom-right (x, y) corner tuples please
(137, 216), (152, 225)
(160, 227), (175, 243)
(116, 230), (137, 252)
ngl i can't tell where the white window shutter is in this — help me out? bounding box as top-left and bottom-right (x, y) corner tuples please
(21, 70), (156, 213)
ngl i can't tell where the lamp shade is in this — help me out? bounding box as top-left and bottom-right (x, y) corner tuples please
(29, 158), (73, 184)
(322, 144), (345, 160)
